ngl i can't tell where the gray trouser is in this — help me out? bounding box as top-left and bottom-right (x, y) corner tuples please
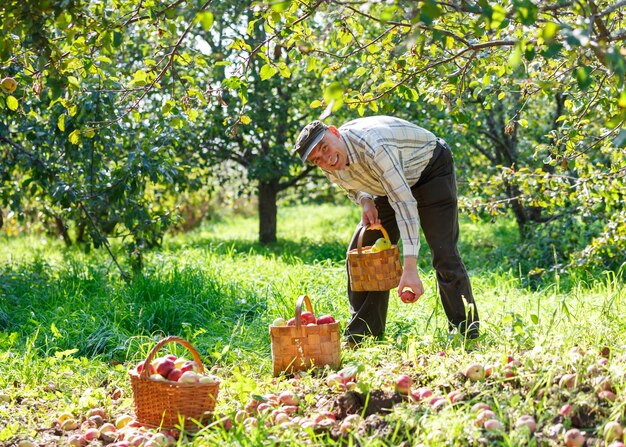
(345, 140), (479, 341)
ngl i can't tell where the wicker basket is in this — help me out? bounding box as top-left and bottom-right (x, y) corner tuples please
(347, 223), (403, 292)
(269, 295), (341, 377)
(129, 336), (220, 430)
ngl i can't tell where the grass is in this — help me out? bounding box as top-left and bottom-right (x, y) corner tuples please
(0, 203), (625, 446)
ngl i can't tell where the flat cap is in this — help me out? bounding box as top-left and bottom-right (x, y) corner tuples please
(293, 120), (328, 163)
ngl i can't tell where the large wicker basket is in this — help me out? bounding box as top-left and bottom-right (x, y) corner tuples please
(129, 336), (220, 430)
(347, 223), (403, 292)
(269, 295), (341, 377)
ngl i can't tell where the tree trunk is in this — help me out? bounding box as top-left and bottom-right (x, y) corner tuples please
(258, 180), (278, 244)
(54, 215), (73, 247)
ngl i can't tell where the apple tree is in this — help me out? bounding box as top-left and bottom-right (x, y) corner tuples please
(244, 0), (626, 272)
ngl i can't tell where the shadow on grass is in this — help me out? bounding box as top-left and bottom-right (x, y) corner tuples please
(0, 262), (276, 365)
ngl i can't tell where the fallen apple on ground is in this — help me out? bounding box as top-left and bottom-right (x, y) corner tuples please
(463, 363), (485, 381)
(394, 374), (412, 395)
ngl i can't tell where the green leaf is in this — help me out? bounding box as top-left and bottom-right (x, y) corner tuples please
(58, 114), (66, 131)
(530, 314), (539, 324)
(260, 64), (277, 80)
(573, 66), (592, 90)
(68, 130), (80, 145)
(310, 100), (322, 108)
(267, 0), (291, 12)
(187, 109), (199, 122)
(197, 11), (214, 31)
(508, 44), (523, 69)
(6, 96), (18, 111)
(618, 90), (626, 108)
(541, 22), (559, 42)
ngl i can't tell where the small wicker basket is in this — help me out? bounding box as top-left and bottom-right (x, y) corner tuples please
(129, 336), (219, 430)
(269, 295), (341, 377)
(347, 223), (403, 292)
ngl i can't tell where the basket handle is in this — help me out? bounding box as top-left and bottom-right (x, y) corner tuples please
(356, 223), (391, 255)
(139, 336), (205, 379)
(294, 295), (314, 331)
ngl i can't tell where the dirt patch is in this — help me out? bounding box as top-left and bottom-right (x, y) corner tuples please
(317, 389), (404, 420)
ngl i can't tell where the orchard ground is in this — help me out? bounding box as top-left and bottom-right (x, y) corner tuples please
(1, 204), (625, 446)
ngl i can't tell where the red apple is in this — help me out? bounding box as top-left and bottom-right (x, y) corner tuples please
(84, 428), (100, 442)
(167, 368), (183, 382)
(287, 317), (296, 326)
(598, 390), (617, 402)
(559, 373), (577, 389)
(316, 315), (336, 325)
(164, 354), (178, 362)
(180, 361), (198, 373)
(484, 419), (503, 431)
(278, 390), (299, 406)
(559, 404), (572, 416)
(88, 408), (107, 419)
(135, 361), (155, 375)
(604, 421), (624, 442)
(300, 311), (316, 325)
(564, 428), (585, 447)
(515, 415), (537, 433)
(67, 434), (87, 447)
(400, 288), (416, 303)
(394, 374), (412, 395)
(155, 359), (175, 378)
(475, 410), (496, 427)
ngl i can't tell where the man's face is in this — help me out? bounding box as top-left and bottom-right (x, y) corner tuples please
(306, 129), (348, 170)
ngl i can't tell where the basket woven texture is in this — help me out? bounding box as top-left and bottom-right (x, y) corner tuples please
(269, 295), (341, 377)
(347, 223), (403, 292)
(129, 336), (219, 430)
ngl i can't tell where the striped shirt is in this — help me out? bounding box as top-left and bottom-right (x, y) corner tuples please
(323, 116), (437, 258)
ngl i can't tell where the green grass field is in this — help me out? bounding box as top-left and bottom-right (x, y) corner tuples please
(1, 204), (625, 446)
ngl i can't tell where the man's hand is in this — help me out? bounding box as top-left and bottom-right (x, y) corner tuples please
(398, 256), (424, 303)
(361, 198), (380, 226)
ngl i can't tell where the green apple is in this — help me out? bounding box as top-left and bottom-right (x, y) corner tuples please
(272, 317), (286, 327)
(370, 237), (391, 252)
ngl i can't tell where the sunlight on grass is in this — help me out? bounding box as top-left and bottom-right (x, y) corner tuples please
(1, 204), (625, 446)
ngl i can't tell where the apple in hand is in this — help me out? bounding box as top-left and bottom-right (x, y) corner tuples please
(316, 315), (336, 325)
(400, 287), (417, 304)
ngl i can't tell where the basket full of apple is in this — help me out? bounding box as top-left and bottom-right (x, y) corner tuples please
(346, 223), (402, 291)
(269, 295), (341, 377)
(129, 336), (220, 430)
